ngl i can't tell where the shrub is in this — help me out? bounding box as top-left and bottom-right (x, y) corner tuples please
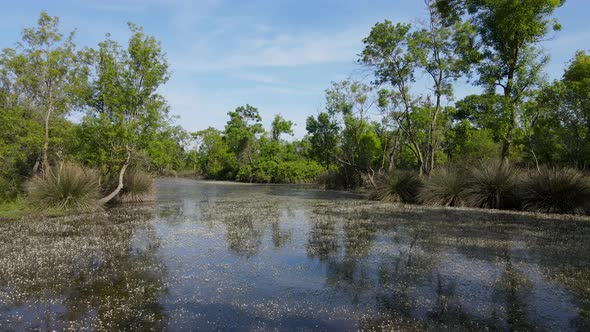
(27, 162), (101, 211)
(121, 169), (154, 202)
(370, 171), (422, 204)
(464, 161), (520, 210)
(316, 168), (346, 190)
(520, 167), (590, 215)
(274, 160), (324, 184)
(419, 168), (468, 207)
(236, 160), (277, 183)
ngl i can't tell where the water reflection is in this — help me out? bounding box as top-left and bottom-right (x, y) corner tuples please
(1, 178), (589, 330)
(0, 207), (167, 330)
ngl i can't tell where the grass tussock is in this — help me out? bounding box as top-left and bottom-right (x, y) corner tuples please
(27, 162), (101, 211)
(370, 171), (422, 204)
(463, 161), (520, 210)
(121, 169), (154, 202)
(419, 168), (468, 207)
(520, 167), (590, 215)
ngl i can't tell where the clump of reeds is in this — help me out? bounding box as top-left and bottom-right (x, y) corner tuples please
(120, 169), (154, 202)
(370, 171), (422, 204)
(419, 168), (469, 207)
(463, 161), (520, 210)
(27, 162), (101, 211)
(520, 167), (590, 215)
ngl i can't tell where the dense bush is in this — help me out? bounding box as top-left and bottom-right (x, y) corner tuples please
(236, 160), (277, 183)
(520, 167), (590, 215)
(274, 160), (324, 184)
(463, 161), (520, 210)
(317, 168), (348, 190)
(370, 171), (422, 204)
(27, 162), (101, 211)
(236, 159), (324, 184)
(419, 168), (469, 207)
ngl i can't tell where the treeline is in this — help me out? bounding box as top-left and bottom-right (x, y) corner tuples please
(2, 1), (590, 214)
(0, 13), (189, 203)
(202, 0), (590, 189)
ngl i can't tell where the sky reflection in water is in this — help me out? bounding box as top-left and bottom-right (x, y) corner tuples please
(0, 178), (589, 331)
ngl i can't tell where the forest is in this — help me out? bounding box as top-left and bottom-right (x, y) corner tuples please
(1, 0), (590, 215)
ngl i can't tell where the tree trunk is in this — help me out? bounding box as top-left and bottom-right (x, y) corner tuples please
(42, 106), (52, 173)
(502, 47), (519, 164)
(99, 149), (131, 205)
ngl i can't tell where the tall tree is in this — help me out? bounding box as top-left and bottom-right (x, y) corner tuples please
(82, 23), (170, 203)
(3, 12), (84, 172)
(324, 80), (381, 184)
(360, 2), (470, 175)
(436, 0), (564, 161)
(224, 104), (264, 166)
(270, 114), (294, 141)
(305, 112), (340, 169)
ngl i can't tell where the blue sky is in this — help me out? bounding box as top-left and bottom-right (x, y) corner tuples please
(1, 0), (589, 137)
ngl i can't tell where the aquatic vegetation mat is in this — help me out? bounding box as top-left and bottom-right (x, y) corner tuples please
(1, 178), (589, 331)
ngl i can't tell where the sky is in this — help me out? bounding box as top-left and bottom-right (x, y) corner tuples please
(1, 0), (589, 137)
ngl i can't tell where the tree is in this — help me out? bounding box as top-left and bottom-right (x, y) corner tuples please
(305, 112), (340, 169)
(224, 104), (264, 166)
(528, 51), (590, 168)
(81, 23), (170, 203)
(360, 3), (470, 175)
(146, 125), (190, 173)
(436, 0), (564, 161)
(270, 114), (294, 141)
(193, 127), (238, 179)
(0, 78), (43, 200)
(2, 12), (85, 172)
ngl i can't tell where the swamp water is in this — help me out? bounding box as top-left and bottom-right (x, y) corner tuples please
(1, 178), (589, 331)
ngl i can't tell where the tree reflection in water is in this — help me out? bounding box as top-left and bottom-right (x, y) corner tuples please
(0, 207), (167, 330)
(1, 179), (589, 330)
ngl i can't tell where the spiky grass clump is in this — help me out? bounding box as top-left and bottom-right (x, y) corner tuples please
(520, 168), (590, 215)
(419, 168), (468, 207)
(464, 161), (520, 210)
(370, 171), (422, 204)
(121, 169), (154, 202)
(27, 162), (101, 211)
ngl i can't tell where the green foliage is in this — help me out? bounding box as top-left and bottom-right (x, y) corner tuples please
(274, 160), (324, 184)
(445, 119), (499, 162)
(436, 0), (563, 160)
(419, 168), (469, 207)
(271, 115), (294, 141)
(464, 161), (520, 210)
(3, 12), (86, 171)
(305, 112), (339, 168)
(370, 171), (422, 204)
(0, 103), (43, 200)
(359, 9), (471, 174)
(520, 168), (590, 215)
(194, 127), (238, 180)
(27, 162), (101, 211)
(79, 23), (170, 178)
(146, 125), (190, 173)
(224, 104), (264, 165)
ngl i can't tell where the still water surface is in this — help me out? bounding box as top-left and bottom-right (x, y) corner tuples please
(1, 179), (589, 331)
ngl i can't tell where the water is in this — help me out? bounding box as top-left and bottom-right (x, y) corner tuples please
(1, 178), (589, 331)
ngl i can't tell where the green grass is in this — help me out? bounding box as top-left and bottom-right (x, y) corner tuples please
(0, 199), (66, 220)
(0, 200), (28, 219)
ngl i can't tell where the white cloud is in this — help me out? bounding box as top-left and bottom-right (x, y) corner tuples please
(172, 24), (369, 72)
(232, 72), (278, 84)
